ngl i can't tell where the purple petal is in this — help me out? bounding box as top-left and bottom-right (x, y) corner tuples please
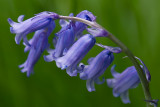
(15, 34), (22, 45)
(106, 78), (116, 88)
(86, 79), (95, 92)
(8, 18), (17, 26)
(18, 15), (24, 22)
(111, 65), (121, 78)
(95, 77), (105, 84)
(43, 49), (55, 62)
(120, 91), (131, 104)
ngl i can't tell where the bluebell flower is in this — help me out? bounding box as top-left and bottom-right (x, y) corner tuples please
(44, 18), (75, 62)
(8, 11), (59, 45)
(75, 10), (96, 38)
(19, 21), (55, 77)
(54, 21), (75, 58)
(55, 34), (96, 76)
(79, 49), (114, 92)
(107, 61), (151, 104)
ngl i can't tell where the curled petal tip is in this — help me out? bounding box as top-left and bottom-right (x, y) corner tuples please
(120, 91), (130, 104)
(10, 27), (15, 33)
(88, 88), (95, 92)
(15, 34), (22, 45)
(86, 79), (95, 92)
(43, 55), (55, 62)
(8, 18), (15, 26)
(111, 65), (121, 78)
(18, 15), (25, 22)
(106, 79), (116, 88)
(67, 70), (78, 77)
(95, 77), (105, 84)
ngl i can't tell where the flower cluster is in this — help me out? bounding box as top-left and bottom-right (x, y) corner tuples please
(8, 10), (151, 104)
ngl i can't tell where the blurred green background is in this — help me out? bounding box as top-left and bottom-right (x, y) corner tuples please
(0, 0), (159, 107)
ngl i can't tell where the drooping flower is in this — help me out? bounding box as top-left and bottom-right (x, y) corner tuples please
(107, 61), (151, 104)
(55, 34), (96, 76)
(79, 49), (114, 92)
(54, 21), (75, 57)
(44, 18), (75, 62)
(19, 21), (55, 77)
(8, 11), (59, 45)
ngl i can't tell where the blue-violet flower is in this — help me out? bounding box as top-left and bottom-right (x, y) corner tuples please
(44, 18), (75, 61)
(55, 34), (96, 76)
(19, 21), (55, 77)
(8, 11), (59, 45)
(80, 49), (114, 92)
(107, 62), (151, 104)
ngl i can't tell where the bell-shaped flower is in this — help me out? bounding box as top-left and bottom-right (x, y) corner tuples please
(75, 10), (96, 38)
(44, 19), (75, 62)
(55, 34), (96, 76)
(54, 21), (75, 57)
(107, 60), (151, 104)
(79, 49), (114, 92)
(8, 11), (59, 45)
(19, 21), (55, 77)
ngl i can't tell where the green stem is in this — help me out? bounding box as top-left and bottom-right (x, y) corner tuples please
(59, 15), (153, 107)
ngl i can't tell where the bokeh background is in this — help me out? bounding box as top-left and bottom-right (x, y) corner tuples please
(0, 0), (159, 107)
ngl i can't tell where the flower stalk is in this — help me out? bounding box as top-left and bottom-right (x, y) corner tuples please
(59, 15), (153, 107)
